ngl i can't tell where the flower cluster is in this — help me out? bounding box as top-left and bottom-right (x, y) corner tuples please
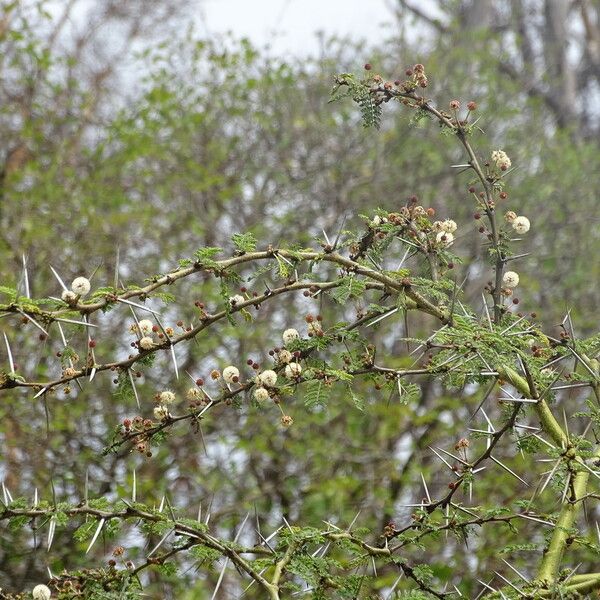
(504, 211), (530, 234)
(152, 390), (176, 421)
(61, 276), (91, 303)
(432, 219), (458, 247)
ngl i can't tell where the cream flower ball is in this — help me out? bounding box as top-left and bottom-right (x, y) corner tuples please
(139, 336), (154, 350)
(441, 219), (457, 233)
(491, 149), (511, 170)
(512, 216), (530, 234)
(138, 319), (154, 335)
(159, 390), (176, 404)
(229, 295), (245, 306)
(436, 231), (454, 247)
(222, 366), (240, 384)
(32, 585), (51, 600)
(503, 271), (520, 288)
(253, 387), (270, 401)
(61, 290), (78, 304)
(257, 370), (278, 387)
(71, 276), (91, 296)
(282, 328), (300, 345)
(284, 362), (302, 379)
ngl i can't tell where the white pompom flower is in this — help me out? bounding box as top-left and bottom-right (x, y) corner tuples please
(61, 290), (78, 304)
(503, 271), (520, 288)
(229, 294), (245, 306)
(441, 219), (457, 233)
(32, 585), (52, 600)
(222, 366), (240, 384)
(139, 336), (154, 350)
(71, 277), (91, 296)
(512, 216), (530, 234)
(159, 390), (176, 404)
(138, 319), (154, 335)
(284, 362), (302, 379)
(257, 370), (278, 387)
(282, 328), (300, 345)
(436, 231), (454, 247)
(253, 387), (269, 401)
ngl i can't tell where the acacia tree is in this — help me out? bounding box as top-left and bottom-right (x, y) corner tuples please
(1, 63), (600, 600)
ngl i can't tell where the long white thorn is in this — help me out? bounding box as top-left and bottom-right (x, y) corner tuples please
(491, 456), (529, 486)
(501, 558), (530, 583)
(21, 254), (30, 298)
(86, 518), (106, 554)
(49, 265), (68, 291)
(3, 333), (15, 374)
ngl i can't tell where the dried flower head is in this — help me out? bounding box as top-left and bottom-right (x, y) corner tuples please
(281, 415), (294, 427)
(504, 211), (517, 223)
(371, 215), (388, 226)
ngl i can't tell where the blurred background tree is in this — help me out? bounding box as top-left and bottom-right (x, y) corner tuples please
(0, 0), (599, 597)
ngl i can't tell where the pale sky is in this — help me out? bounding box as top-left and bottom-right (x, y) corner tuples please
(198, 0), (397, 56)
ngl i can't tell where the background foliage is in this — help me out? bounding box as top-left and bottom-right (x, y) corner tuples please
(1, 1), (599, 598)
